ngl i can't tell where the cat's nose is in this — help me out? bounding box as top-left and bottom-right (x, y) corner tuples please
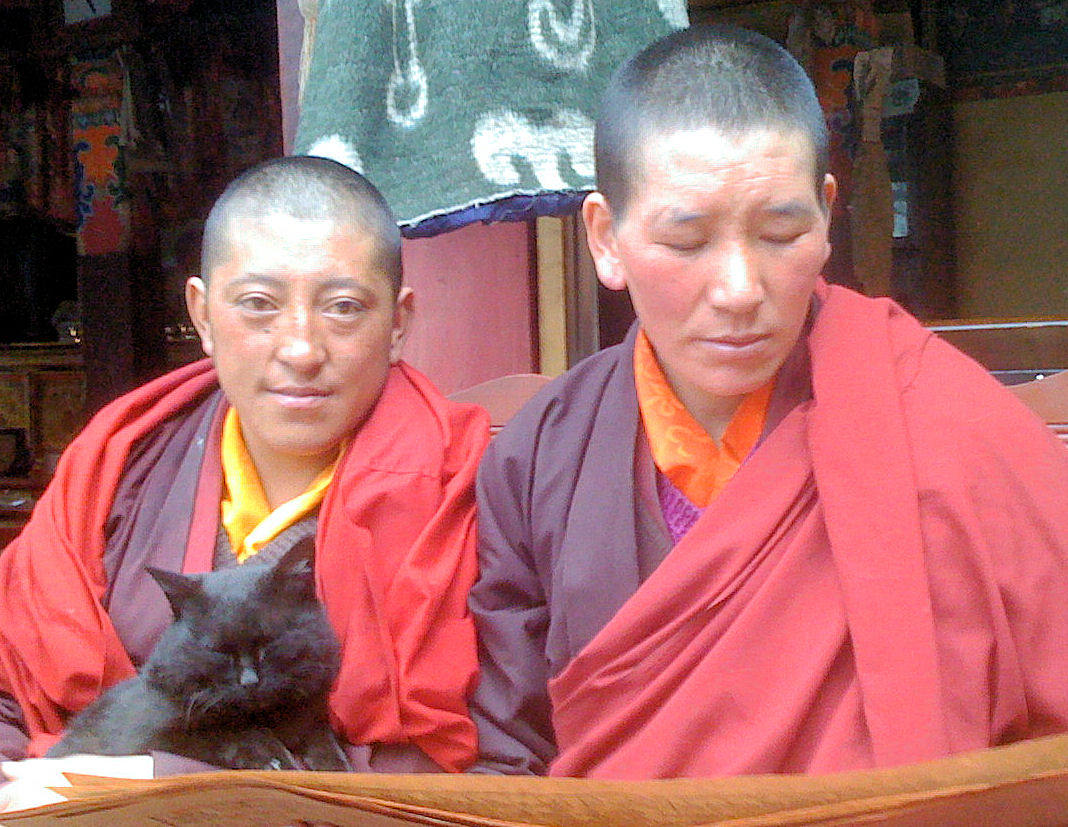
(237, 655), (259, 686)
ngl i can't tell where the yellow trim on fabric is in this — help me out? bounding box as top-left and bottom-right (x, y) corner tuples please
(634, 329), (773, 508)
(219, 408), (342, 562)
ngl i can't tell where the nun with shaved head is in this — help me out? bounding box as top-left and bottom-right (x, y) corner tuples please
(0, 156), (490, 808)
(469, 23), (1068, 779)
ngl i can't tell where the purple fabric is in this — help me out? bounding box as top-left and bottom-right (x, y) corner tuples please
(656, 473), (703, 545)
(103, 390), (223, 666)
(401, 191), (588, 238)
(0, 694), (27, 761)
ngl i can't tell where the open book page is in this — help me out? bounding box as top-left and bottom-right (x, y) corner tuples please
(2, 734), (1068, 826)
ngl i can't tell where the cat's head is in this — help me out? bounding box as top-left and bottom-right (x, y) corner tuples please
(142, 540), (341, 723)
(147, 541), (318, 618)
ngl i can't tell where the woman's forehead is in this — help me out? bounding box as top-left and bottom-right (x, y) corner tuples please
(637, 125), (818, 169)
(627, 127), (822, 204)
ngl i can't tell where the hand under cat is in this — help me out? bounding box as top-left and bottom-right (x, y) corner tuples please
(0, 754), (153, 813)
(216, 728), (302, 771)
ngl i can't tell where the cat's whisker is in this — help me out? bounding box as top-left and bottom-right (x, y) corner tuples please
(186, 688), (219, 724)
(184, 694), (201, 726)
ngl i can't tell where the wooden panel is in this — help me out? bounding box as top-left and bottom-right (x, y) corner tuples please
(929, 319), (1068, 374)
(0, 344), (82, 371)
(275, 0), (304, 153)
(563, 214), (601, 366)
(952, 92), (1068, 319)
(35, 370), (87, 463)
(0, 372), (31, 432)
(0, 488), (33, 549)
(448, 373), (552, 436)
(0, 525), (20, 548)
(535, 217), (569, 377)
(0, 373), (33, 480)
(1009, 370), (1068, 447)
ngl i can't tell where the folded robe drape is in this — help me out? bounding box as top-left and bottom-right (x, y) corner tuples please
(469, 281), (1068, 778)
(547, 284), (1068, 777)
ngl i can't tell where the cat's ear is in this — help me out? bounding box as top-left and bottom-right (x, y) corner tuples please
(274, 538), (315, 579)
(268, 538), (316, 596)
(146, 566), (200, 617)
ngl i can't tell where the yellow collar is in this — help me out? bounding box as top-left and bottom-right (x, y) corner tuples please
(219, 407), (343, 562)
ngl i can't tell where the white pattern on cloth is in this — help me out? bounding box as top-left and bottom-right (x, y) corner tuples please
(305, 134), (364, 172)
(387, 0), (428, 128)
(471, 109), (594, 190)
(528, 0), (596, 72)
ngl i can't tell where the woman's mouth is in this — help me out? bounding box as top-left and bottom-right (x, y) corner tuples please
(268, 386), (331, 409)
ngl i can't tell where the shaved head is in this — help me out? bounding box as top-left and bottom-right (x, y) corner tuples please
(201, 155), (403, 292)
(596, 23), (829, 218)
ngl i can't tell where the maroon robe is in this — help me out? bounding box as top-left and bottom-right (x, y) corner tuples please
(469, 283), (1068, 778)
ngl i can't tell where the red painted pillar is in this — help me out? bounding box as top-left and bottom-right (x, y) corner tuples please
(274, 0), (538, 393)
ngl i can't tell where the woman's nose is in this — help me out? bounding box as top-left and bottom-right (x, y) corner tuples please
(274, 306), (325, 367)
(708, 242), (763, 313)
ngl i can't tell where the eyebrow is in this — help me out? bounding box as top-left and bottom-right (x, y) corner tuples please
(223, 274), (282, 290)
(763, 200), (816, 219)
(658, 209), (704, 226)
(654, 199), (815, 227)
(650, 207), (713, 230)
(223, 274), (368, 292)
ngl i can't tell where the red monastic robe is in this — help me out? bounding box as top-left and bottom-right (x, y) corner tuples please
(0, 359), (489, 772)
(468, 282), (1068, 779)
(548, 285), (1068, 777)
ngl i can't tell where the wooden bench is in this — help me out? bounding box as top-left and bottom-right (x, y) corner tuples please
(449, 364), (1068, 448)
(930, 319), (1068, 385)
(928, 319), (1068, 447)
(449, 373), (553, 436)
(1008, 369), (1068, 447)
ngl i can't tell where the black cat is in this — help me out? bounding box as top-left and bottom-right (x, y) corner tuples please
(48, 539), (351, 771)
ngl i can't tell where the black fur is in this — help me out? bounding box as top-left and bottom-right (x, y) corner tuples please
(48, 540), (350, 770)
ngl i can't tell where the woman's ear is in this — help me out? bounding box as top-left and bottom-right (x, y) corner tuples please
(820, 174), (838, 263)
(582, 192), (626, 291)
(389, 286), (415, 364)
(185, 276), (213, 358)
(822, 173), (838, 213)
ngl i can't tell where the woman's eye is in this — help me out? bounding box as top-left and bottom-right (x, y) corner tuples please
(760, 222), (809, 245)
(763, 233), (802, 245)
(325, 298), (365, 317)
(659, 236), (705, 253)
(237, 294), (276, 314)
